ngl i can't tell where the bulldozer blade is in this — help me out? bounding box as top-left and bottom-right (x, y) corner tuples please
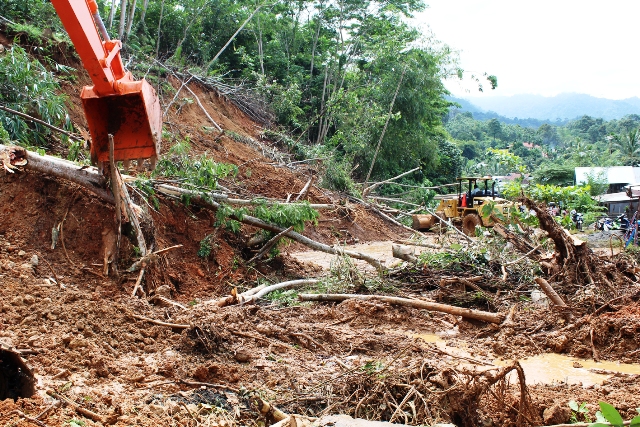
(81, 79), (161, 166)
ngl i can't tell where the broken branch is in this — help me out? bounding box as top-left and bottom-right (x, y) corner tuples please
(534, 277), (568, 308)
(298, 293), (505, 324)
(46, 390), (105, 424)
(294, 176), (314, 201)
(248, 226), (294, 264)
(132, 314), (190, 329)
(0, 104), (84, 143)
(206, 278), (320, 306)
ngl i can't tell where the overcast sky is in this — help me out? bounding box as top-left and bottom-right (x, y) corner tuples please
(413, 1), (640, 100)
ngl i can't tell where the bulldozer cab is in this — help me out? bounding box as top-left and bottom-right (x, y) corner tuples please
(457, 176), (497, 210)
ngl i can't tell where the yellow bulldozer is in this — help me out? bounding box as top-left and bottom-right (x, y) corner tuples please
(412, 176), (517, 236)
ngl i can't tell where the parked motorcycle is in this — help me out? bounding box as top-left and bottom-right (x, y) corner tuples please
(595, 217), (615, 231)
(570, 210), (584, 231)
(594, 213), (631, 232)
(617, 213), (631, 231)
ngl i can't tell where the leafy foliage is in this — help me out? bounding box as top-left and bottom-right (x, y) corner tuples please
(0, 45), (70, 146)
(197, 234), (215, 258)
(153, 142), (238, 190)
(251, 200), (319, 232)
(587, 402), (640, 427)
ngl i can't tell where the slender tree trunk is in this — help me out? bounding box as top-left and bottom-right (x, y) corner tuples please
(124, 0), (138, 40)
(118, 0), (127, 40)
(365, 65), (406, 183)
(309, 8), (323, 77)
(205, 3), (264, 71)
(255, 14), (264, 75)
(316, 64), (330, 145)
(107, 0), (117, 29)
(289, 2), (303, 62)
(155, 0), (165, 58)
(139, 0), (150, 29)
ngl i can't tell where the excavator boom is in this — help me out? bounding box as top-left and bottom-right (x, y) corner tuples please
(50, 0), (161, 167)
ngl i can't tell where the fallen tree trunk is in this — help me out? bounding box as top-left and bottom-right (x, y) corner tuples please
(521, 197), (632, 291)
(206, 278), (320, 306)
(348, 195), (429, 239)
(158, 185), (384, 270)
(1, 145), (114, 202)
(394, 239), (441, 249)
(0, 145), (334, 209)
(298, 293), (505, 324)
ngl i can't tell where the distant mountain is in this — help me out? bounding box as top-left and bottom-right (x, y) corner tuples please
(446, 96), (563, 128)
(460, 93), (640, 122)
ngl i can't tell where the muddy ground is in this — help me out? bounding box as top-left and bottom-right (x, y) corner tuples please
(1, 34), (640, 427)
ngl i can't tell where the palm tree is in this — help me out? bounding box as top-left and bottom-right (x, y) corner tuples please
(614, 128), (640, 166)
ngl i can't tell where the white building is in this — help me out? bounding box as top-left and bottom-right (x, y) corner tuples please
(575, 167), (640, 215)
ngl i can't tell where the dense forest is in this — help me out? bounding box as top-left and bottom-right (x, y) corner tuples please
(446, 110), (640, 186)
(0, 0), (638, 199)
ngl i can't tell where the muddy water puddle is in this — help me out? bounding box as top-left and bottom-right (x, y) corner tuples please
(413, 333), (640, 386)
(494, 354), (640, 386)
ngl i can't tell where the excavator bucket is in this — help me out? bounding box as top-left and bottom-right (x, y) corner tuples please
(81, 78), (161, 167)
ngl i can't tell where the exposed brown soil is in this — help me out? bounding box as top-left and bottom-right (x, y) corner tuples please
(1, 34), (640, 427)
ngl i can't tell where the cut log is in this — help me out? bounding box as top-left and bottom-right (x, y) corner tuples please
(298, 293), (505, 324)
(392, 244), (418, 263)
(462, 213), (482, 236)
(412, 214), (437, 230)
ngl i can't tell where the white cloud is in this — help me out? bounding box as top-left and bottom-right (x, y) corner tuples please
(413, 0), (640, 99)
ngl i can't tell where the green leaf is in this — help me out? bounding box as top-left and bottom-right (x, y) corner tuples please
(630, 415), (640, 427)
(598, 402), (624, 426)
(589, 424), (610, 427)
(595, 411), (607, 423)
(450, 243), (462, 251)
(569, 400), (579, 411)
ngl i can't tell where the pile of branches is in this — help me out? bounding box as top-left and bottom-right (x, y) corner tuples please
(175, 70), (276, 127)
(284, 354), (540, 427)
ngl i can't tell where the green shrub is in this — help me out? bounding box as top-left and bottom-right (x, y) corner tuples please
(0, 122), (11, 144)
(0, 45), (70, 147)
(153, 149), (238, 191)
(321, 157), (359, 196)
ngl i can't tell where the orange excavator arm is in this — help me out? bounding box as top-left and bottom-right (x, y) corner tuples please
(50, 0), (161, 168)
